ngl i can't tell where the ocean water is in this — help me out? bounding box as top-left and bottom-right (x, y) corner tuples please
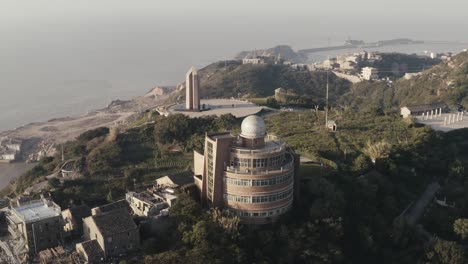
(1, 19), (467, 131)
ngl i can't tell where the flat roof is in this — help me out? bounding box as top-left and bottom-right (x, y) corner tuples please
(208, 132), (235, 140)
(13, 200), (61, 223)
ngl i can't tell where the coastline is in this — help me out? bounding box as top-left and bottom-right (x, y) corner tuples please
(0, 86), (175, 191)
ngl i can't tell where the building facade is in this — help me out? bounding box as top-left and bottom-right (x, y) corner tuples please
(193, 115), (299, 224)
(6, 198), (63, 256)
(185, 67), (200, 111)
(361, 67), (379, 80)
(82, 207), (139, 259)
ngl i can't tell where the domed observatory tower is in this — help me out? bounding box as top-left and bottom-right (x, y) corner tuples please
(193, 115), (299, 224)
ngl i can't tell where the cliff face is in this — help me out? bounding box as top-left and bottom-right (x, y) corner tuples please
(236, 45), (306, 63)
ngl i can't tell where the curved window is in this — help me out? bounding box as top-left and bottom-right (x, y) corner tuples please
(228, 203), (292, 217)
(224, 187), (293, 204)
(225, 171), (293, 187)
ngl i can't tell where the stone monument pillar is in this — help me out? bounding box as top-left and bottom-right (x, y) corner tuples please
(186, 67), (200, 111)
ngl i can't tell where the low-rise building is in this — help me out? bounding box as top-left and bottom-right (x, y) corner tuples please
(327, 120), (337, 132)
(76, 239), (105, 263)
(126, 191), (167, 217)
(361, 67), (379, 80)
(5, 197), (63, 256)
(404, 72), (423, 80)
(0, 151), (17, 161)
(82, 208), (139, 259)
(242, 58), (264, 65)
(400, 103), (447, 118)
(91, 199), (131, 216)
(155, 173), (195, 191)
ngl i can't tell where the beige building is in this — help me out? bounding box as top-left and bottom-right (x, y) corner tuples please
(193, 115), (299, 224)
(126, 191), (167, 217)
(6, 198), (63, 256)
(361, 67), (379, 80)
(78, 201), (140, 260)
(185, 67), (200, 111)
(400, 103), (446, 118)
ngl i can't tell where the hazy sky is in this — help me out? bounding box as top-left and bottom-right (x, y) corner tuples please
(0, 0), (467, 130)
(2, 0), (467, 43)
(2, 0), (468, 22)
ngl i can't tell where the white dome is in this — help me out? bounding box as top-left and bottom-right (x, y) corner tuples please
(240, 115), (266, 139)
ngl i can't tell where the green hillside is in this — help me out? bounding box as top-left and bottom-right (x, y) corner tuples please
(340, 51), (468, 110)
(180, 61), (351, 106)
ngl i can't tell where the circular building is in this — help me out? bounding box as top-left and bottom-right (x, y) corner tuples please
(193, 115), (298, 224)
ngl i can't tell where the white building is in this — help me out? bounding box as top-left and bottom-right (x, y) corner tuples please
(1, 152), (17, 161)
(242, 58), (264, 65)
(404, 72), (423, 80)
(361, 67), (379, 81)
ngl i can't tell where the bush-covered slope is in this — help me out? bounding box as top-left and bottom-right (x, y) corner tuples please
(340, 51), (468, 110)
(197, 61), (351, 103)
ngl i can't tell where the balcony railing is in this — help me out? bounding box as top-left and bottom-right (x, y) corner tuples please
(231, 142), (286, 156)
(225, 160), (294, 176)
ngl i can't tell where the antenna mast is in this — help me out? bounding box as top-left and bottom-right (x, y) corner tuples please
(325, 66), (329, 128)
(325, 37), (331, 128)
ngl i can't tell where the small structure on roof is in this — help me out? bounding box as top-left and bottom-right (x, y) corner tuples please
(400, 102), (447, 118)
(327, 120), (337, 132)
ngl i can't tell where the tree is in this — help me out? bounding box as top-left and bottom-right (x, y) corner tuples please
(86, 141), (122, 173)
(425, 239), (465, 264)
(449, 159), (465, 181)
(454, 218), (468, 239)
(352, 154), (372, 174)
(106, 190), (113, 203)
(265, 97), (280, 109)
(363, 140), (392, 163)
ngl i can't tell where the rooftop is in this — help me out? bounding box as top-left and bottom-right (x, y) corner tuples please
(127, 191), (164, 205)
(12, 199), (61, 223)
(232, 135), (285, 155)
(91, 208), (138, 237)
(404, 102), (447, 112)
(155, 172), (195, 188)
(240, 115), (266, 139)
(78, 239), (104, 262)
(92, 199), (131, 215)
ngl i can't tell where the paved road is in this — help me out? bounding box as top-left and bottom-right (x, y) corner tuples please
(405, 181), (440, 226)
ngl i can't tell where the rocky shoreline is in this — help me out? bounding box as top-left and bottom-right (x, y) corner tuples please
(0, 86), (176, 192)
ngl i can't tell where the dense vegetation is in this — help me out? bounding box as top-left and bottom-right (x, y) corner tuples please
(363, 52), (440, 78)
(340, 51), (468, 111)
(167, 61), (351, 107)
(140, 110), (468, 264)
(4, 107), (468, 263)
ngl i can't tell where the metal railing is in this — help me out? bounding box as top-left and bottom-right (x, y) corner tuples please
(231, 142), (286, 156)
(225, 160), (294, 176)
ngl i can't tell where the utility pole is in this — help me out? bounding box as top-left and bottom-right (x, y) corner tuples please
(325, 57), (329, 129)
(325, 36), (331, 129)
